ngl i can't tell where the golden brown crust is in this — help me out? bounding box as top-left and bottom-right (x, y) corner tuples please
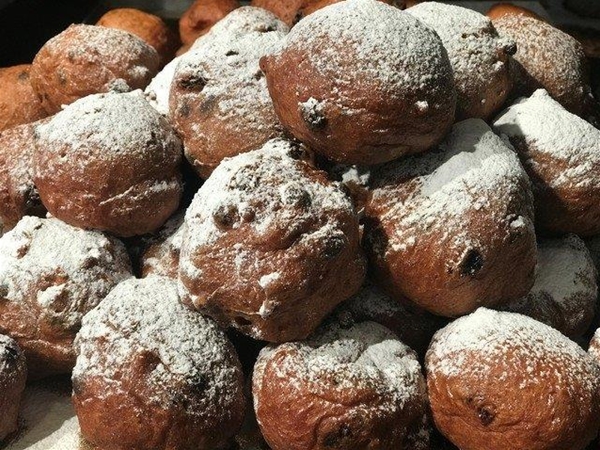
(170, 8), (288, 178)
(30, 24), (159, 114)
(0, 65), (48, 132)
(486, 3), (544, 21)
(97, 8), (180, 67)
(34, 92), (183, 237)
(179, 0), (241, 45)
(0, 120), (46, 234)
(260, 1), (456, 165)
(0, 217), (132, 379)
(407, 3), (515, 120)
(0, 335), (27, 441)
(73, 277), (246, 450)
(253, 322), (429, 450)
(493, 90), (600, 236)
(364, 119), (536, 317)
(491, 14), (598, 123)
(178, 139), (366, 343)
(426, 309), (600, 450)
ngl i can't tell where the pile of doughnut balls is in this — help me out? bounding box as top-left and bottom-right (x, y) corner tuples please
(1, 0), (600, 449)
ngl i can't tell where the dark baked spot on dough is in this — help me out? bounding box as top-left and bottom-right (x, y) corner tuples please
(2, 344), (19, 364)
(322, 234), (345, 259)
(282, 185), (311, 208)
(301, 101), (327, 130)
(225, 50), (239, 57)
(460, 249), (483, 277)
(17, 70), (29, 81)
(213, 203), (238, 229)
(0, 284), (8, 299)
(234, 316), (252, 327)
(253, 70), (265, 81)
(178, 74), (207, 91)
(137, 350), (161, 373)
(256, 24), (276, 33)
(478, 406), (495, 426)
(323, 423), (352, 447)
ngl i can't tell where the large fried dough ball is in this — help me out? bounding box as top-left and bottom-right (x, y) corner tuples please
(493, 89), (600, 236)
(73, 276), (245, 450)
(253, 321), (429, 450)
(260, 0), (456, 165)
(365, 119), (536, 317)
(34, 91), (183, 237)
(0, 216), (131, 378)
(178, 139), (365, 342)
(427, 308), (600, 450)
(30, 24), (159, 114)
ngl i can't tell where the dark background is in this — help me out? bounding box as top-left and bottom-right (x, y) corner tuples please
(0, 0), (103, 66)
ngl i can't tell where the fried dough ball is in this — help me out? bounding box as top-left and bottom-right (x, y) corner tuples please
(0, 65), (47, 131)
(491, 13), (598, 123)
(178, 139), (365, 342)
(170, 8), (288, 178)
(493, 89), (600, 236)
(253, 321), (429, 450)
(427, 308), (600, 450)
(487, 3), (544, 21)
(73, 276), (245, 450)
(97, 8), (179, 67)
(364, 119), (536, 317)
(30, 24), (159, 114)
(260, 0), (456, 165)
(0, 216), (132, 378)
(407, 2), (515, 120)
(34, 91), (183, 237)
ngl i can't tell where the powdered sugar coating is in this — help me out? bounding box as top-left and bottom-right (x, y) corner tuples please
(34, 90), (183, 236)
(427, 308), (600, 449)
(30, 24), (159, 113)
(369, 118), (533, 262)
(492, 14), (595, 120)
(180, 138), (354, 276)
(276, 0), (451, 99)
(365, 118), (536, 317)
(195, 6), (289, 45)
(171, 9), (288, 176)
(407, 2), (514, 119)
(179, 138), (364, 341)
(74, 276), (244, 415)
(0, 216), (131, 331)
(494, 89), (600, 190)
(502, 235), (597, 338)
(141, 212), (186, 278)
(254, 321), (429, 449)
(37, 90), (180, 165)
(144, 55), (182, 116)
(428, 307), (600, 393)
